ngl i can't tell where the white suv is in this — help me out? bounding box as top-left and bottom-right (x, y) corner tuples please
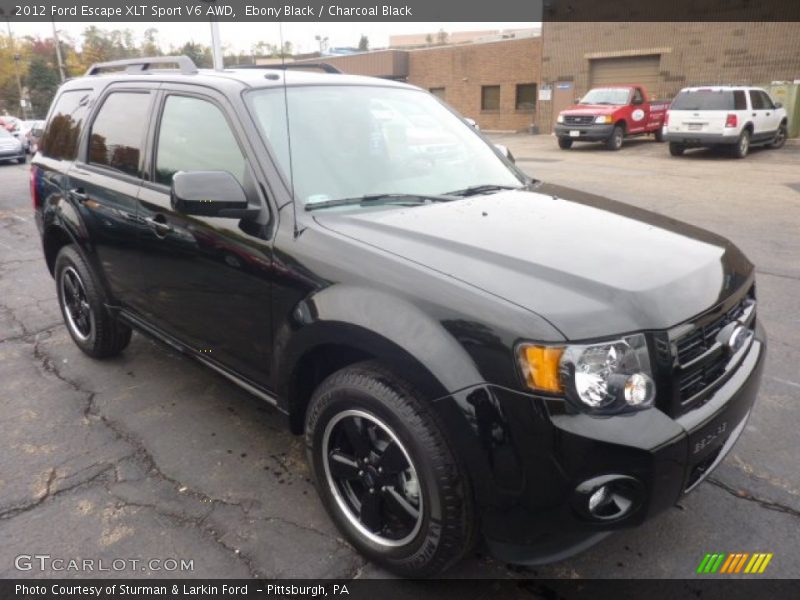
(665, 86), (788, 158)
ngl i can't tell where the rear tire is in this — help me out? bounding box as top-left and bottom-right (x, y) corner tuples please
(557, 137), (573, 150)
(654, 128), (665, 143)
(767, 122), (787, 149)
(305, 361), (475, 577)
(732, 129), (750, 159)
(669, 142), (685, 156)
(17, 156), (26, 164)
(55, 245), (132, 358)
(605, 125), (624, 151)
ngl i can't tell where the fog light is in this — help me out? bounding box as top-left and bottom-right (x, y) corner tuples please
(573, 474), (645, 522)
(588, 486), (610, 512)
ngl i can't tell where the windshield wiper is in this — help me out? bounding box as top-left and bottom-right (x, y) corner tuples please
(305, 193), (457, 211)
(444, 184), (522, 197)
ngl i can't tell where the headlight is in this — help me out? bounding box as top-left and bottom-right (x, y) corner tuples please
(517, 333), (656, 414)
(556, 114), (564, 123)
(595, 115), (612, 124)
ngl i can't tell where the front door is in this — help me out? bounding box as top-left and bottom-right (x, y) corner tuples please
(136, 88), (274, 387)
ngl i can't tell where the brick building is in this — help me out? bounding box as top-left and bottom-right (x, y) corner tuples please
(290, 37), (542, 132)
(538, 22), (800, 133)
(406, 37), (541, 131)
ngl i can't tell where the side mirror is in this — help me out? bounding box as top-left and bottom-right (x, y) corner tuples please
(32, 128), (44, 137)
(464, 117), (480, 130)
(494, 144), (515, 164)
(171, 171), (260, 219)
(774, 101), (782, 109)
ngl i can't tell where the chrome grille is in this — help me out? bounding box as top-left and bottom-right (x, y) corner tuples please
(672, 286), (756, 408)
(563, 115), (595, 126)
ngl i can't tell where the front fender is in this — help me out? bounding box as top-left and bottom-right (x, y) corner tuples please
(272, 284), (485, 405)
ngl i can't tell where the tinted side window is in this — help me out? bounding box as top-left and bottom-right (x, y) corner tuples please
(88, 92), (151, 177)
(632, 88), (644, 104)
(749, 90), (766, 110)
(155, 95), (245, 186)
(40, 90), (92, 160)
(759, 91), (775, 110)
(733, 91), (747, 110)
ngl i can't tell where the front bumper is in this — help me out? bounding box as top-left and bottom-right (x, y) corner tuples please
(433, 323), (766, 565)
(0, 148), (25, 160)
(665, 131), (739, 146)
(555, 123), (615, 141)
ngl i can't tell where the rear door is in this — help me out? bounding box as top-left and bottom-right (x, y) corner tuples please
(135, 85), (274, 387)
(66, 84), (154, 307)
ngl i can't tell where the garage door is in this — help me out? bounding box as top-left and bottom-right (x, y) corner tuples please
(589, 55), (661, 89)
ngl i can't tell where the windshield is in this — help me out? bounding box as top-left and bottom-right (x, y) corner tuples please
(579, 88), (631, 105)
(245, 84), (523, 208)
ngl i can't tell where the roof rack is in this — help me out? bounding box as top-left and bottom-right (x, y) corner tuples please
(233, 62), (343, 74)
(84, 55), (198, 77)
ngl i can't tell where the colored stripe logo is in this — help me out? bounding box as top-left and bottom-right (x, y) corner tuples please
(696, 552), (773, 574)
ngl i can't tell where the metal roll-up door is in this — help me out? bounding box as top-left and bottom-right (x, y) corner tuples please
(589, 55), (661, 89)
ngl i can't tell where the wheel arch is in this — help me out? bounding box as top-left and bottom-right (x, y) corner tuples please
(273, 286), (484, 434)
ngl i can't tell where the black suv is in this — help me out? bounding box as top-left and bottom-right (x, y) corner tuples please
(32, 56), (765, 576)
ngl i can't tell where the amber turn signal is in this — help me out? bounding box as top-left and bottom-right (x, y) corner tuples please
(518, 344), (565, 393)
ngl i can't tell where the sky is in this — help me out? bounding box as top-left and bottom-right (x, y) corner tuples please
(8, 21), (539, 55)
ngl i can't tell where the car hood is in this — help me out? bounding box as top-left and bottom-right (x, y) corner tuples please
(562, 105), (621, 115)
(314, 183), (753, 340)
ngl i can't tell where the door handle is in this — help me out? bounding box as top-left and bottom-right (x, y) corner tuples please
(752, 113), (757, 117)
(145, 215), (173, 236)
(766, 112), (771, 116)
(68, 187), (88, 203)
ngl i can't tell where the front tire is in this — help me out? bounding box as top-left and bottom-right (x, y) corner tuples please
(305, 362), (475, 577)
(557, 137), (573, 150)
(768, 122), (787, 149)
(605, 125), (624, 150)
(55, 245), (132, 358)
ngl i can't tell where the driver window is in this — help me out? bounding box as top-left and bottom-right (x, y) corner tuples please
(632, 89), (644, 104)
(155, 95), (246, 186)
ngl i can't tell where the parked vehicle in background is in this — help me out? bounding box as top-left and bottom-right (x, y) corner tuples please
(665, 86), (788, 158)
(0, 127), (26, 164)
(555, 85), (669, 150)
(32, 56), (766, 577)
(24, 120), (46, 154)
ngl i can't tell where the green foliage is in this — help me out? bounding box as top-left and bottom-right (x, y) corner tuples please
(358, 35), (369, 51)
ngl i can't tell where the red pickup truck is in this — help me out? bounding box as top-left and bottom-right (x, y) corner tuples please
(554, 85), (669, 150)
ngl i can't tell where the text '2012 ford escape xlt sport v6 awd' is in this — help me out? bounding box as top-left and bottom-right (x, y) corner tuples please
(32, 56), (765, 577)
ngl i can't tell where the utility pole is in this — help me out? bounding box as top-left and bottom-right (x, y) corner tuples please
(51, 19), (66, 82)
(5, 19), (27, 119)
(210, 21), (224, 70)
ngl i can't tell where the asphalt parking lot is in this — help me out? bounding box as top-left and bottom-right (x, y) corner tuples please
(1, 134), (799, 581)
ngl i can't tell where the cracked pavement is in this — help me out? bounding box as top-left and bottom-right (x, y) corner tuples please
(1, 137), (799, 579)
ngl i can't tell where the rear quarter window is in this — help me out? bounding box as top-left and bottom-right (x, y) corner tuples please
(671, 90), (736, 111)
(40, 90), (92, 160)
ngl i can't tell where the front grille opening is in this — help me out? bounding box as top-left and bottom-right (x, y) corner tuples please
(564, 115), (594, 126)
(676, 299), (749, 364)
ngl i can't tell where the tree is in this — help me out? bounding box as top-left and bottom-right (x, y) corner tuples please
(358, 35), (369, 51)
(176, 41), (212, 68)
(26, 55), (60, 118)
(436, 29), (448, 45)
(425, 33), (433, 45)
(141, 28), (162, 57)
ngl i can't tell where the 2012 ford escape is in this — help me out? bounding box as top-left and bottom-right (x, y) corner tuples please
(32, 57), (765, 577)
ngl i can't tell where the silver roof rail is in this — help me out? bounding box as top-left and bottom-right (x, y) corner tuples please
(84, 55), (198, 76)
